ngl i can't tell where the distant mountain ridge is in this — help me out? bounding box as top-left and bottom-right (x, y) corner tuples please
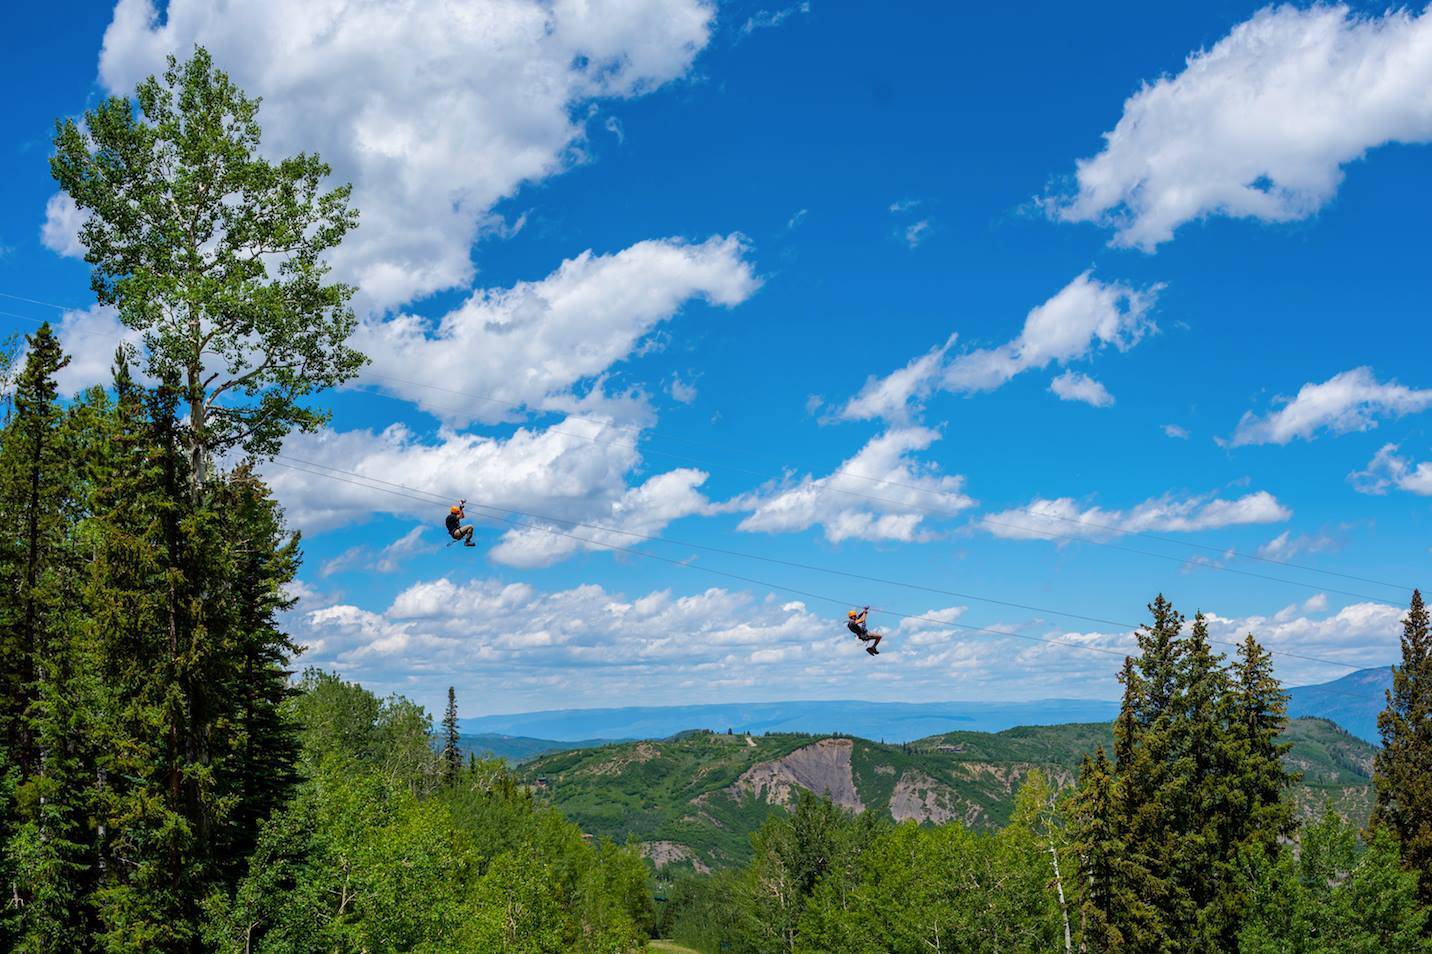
(461, 698), (1121, 743)
(1286, 666), (1391, 744)
(463, 667), (1392, 745)
(458, 733), (615, 764)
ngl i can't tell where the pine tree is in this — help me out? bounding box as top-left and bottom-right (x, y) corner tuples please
(442, 687), (461, 784)
(1372, 588), (1432, 908)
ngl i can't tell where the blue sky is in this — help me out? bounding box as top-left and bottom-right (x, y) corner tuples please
(3, 0), (1431, 718)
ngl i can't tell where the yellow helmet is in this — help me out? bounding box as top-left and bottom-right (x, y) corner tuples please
(450, 505), (462, 514)
(848, 610), (859, 619)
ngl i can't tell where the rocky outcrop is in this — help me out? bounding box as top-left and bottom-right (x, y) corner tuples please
(727, 738), (864, 811)
(641, 840), (711, 874)
(888, 770), (961, 824)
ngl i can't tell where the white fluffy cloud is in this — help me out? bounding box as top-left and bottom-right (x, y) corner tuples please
(49, 304), (146, 395)
(839, 272), (1158, 422)
(291, 579), (851, 712)
(39, 194), (86, 258)
(837, 335), (956, 423)
(1231, 367), (1432, 446)
(1048, 4), (1432, 249)
(733, 427), (975, 543)
(353, 235), (757, 425)
(1163, 423), (1190, 439)
(981, 490), (1291, 542)
(1015, 598), (1402, 688)
(1049, 370), (1114, 408)
(1350, 443), (1432, 496)
(1258, 529), (1339, 560)
(319, 525), (438, 578)
(266, 417), (715, 567)
(289, 573), (1403, 714)
(87, 0), (717, 310)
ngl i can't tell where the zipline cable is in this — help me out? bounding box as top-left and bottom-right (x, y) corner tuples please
(348, 370), (1416, 593)
(269, 454), (1388, 674)
(272, 439), (1396, 605)
(0, 289), (1414, 593)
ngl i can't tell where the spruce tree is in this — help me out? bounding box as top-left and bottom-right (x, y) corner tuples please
(1372, 588), (1432, 907)
(0, 324), (72, 778)
(1203, 631), (1295, 948)
(206, 465), (302, 884)
(442, 687), (461, 784)
(0, 326), (101, 949)
(85, 359), (195, 947)
(1169, 612), (1229, 944)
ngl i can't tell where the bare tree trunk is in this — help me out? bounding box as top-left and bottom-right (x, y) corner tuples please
(1050, 840), (1072, 954)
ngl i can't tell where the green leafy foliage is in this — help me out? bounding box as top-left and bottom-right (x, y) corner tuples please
(206, 673), (655, 952)
(51, 47), (363, 494)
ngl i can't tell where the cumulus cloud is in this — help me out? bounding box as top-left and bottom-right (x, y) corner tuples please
(1016, 598), (1402, 688)
(981, 490), (1291, 542)
(839, 272), (1158, 422)
(40, 193), (86, 258)
(733, 427), (975, 543)
(93, 0), (717, 311)
(353, 235), (758, 426)
(1258, 528), (1340, 560)
(838, 335), (956, 424)
(1163, 423), (1190, 439)
(291, 578), (847, 711)
(319, 525), (439, 578)
(1350, 443), (1432, 496)
(1047, 4), (1432, 250)
(289, 572), (1403, 714)
(1231, 367), (1432, 446)
(1049, 370), (1114, 408)
(47, 304), (146, 395)
(266, 417), (715, 567)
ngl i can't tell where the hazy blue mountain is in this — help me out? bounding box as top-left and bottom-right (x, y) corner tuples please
(460, 698), (1121, 743)
(462, 667), (1393, 744)
(1286, 666), (1392, 744)
(458, 733), (615, 764)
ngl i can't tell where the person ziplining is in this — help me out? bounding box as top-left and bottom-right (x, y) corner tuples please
(847, 606), (882, 655)
(446, 500), (476, 547)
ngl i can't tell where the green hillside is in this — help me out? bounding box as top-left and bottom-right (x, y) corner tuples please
(522, 718), (1375, 870)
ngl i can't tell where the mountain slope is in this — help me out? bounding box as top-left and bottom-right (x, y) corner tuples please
(523, 718), (1375, 870)
(1286, 666), (1391, 744)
